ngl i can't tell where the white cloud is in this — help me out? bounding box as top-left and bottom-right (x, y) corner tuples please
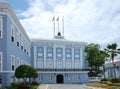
(16, 0), (120, 47)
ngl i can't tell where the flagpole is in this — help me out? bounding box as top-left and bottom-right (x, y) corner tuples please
(54, 16), (55, 37)
(62, 16), (64, 37)
(58, 17), (59, 33)
(52, 15), (55, 37)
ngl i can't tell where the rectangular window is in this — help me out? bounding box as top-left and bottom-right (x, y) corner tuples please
(76, 74), (80, 80)
(48, 74), (52, 80)
(74, 49), (80, 60)
(16, 32), (20, 47)
(47, 47), (53, 60)
(0, 17), (3, 38)
(65, 48), (71, 53)
(11, 25), (15, 42)
(0, 52), (2, 71)
(11, 55), (15, 71)
(56, 48), (63, 59)
(47, 47), (53, 53)
(20, 37), (24, 51)
(38, 74), (42, 80)
(16, 58), (20, 68)
(21, 60), (24, 65)
(74, 49), (80, 54)
(56, 48), (62, 53)
(66, 74), (71, 80)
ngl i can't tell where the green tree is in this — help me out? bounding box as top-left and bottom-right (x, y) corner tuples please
(99, 50), (109, 78)
(104, 43), (120, 78)
(15, 65), (37, 82)
(85, 43), (102, 75)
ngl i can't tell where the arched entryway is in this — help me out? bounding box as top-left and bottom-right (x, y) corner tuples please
(56, 74), (64, 83)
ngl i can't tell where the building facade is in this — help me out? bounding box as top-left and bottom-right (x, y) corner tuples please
(32, 38), (88, 84)
(105, 60), (120, 78)
(0, 2), (88, 87)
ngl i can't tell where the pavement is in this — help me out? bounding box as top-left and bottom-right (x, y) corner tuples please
(37, 84), (105, 89)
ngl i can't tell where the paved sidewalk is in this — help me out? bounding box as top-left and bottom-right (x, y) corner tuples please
(37, 84), (51, 89)
(37, 84), (106, 89)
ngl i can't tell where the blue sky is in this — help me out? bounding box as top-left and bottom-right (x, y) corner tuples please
(1, 0), (120, 48)
(6, 0), (28, 11)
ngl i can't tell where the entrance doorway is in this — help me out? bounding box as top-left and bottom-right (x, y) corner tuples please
(56, 74), (64, 83)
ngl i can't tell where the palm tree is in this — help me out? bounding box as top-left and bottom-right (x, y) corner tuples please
(99, 50), (109, 78)
(104, 43), (120, 78)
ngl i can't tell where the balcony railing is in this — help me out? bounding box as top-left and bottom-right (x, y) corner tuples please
(36, 68), (89, 71)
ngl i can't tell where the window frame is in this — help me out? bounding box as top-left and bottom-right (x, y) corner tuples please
(10, 25), (15, 43)
(11, 55), (15, 71)
(0, 16), (3, 38)
(0, 52), (3, 71)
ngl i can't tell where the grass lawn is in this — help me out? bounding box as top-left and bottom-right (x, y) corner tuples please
(86, 83), (120, 89)
(0, 85), (38, 89)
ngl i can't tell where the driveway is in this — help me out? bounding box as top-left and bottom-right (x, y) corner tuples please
(39, 84), (92, 89)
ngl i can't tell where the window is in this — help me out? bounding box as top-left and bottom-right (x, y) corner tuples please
(46, 47), (53, 60)
(74, 49), (80, 54)
(16, 58), (20, 68)
(65, 48), (71, 53)
(48, 74), (52, 80)
(16, 32), (20, 47)
(38, 74), (42, 80)
(11, 25), (15, 42)
(11, 55), (15, 71)
(37, 47), (43, 52)
(21, 60), (24, 65)
(0, 17), (3, 38)
(56, 48), (63, 59)
(0, 52), (2, 71)
(66, 74), (71, 80)
(47, 47), (53, 53)
(20, 37), (24, 51)
(65, 48), (72, 60)
(74, 49), (80, 60)
(76, 74), (80, 80)
(57, 48), (62, 53)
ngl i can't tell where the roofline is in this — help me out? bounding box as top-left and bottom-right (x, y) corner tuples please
(0, 2), (31, 42)
(31, 38), (87, 45)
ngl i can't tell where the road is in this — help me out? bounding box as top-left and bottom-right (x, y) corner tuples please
(46, 84), (91, 89)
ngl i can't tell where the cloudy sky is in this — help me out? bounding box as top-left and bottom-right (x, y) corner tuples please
(4, 0), (120, 47)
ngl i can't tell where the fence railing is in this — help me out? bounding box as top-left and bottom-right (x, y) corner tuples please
(36, 68), (89, 71)
(89, 77), (102, 82)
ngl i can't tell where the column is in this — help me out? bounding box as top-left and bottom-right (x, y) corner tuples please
(54, 45), (56, 69)
(72, 48), (74, 69)
(63, 46), (65, 68)
(44, 46), (46, 68)
(34, 46), (37, 68)
(80, 48), (83, 69)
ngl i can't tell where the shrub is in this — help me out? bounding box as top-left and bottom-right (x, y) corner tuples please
(11, 82), (22, 87)
(101, 78), (111, 81)
(111, 78), (120, 83)
(17, 85), (30, 89)
(29, 85), (38, 89)
(31, 81), (39, 85)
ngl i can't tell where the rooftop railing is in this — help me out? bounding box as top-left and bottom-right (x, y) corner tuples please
(36, 68), (89, 71)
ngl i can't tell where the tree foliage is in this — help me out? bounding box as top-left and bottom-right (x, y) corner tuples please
(85, 43), (102, 71)
(15, 65), (37, 82)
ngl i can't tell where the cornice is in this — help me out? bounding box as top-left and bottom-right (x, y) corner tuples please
(31, 38), (87, 46)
